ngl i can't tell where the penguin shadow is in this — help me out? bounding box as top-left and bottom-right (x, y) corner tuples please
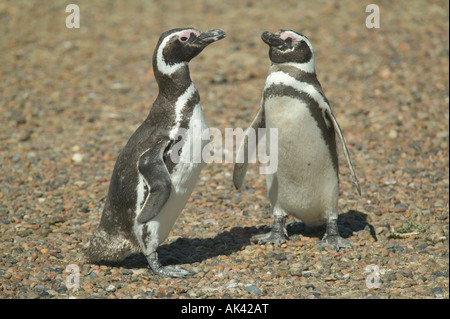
(285, 209), (377, 242)
(115, 210), (375, 269)
(112, 225), (265, 269)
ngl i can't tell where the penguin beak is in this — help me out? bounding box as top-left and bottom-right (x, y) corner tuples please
(261, 31), (289, 50)
(191, 29), (226, 46)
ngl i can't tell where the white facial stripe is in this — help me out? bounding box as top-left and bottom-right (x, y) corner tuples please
(273, 32), (315, 73)
(156, 29), (197, 76)
(283, 61), (315, 73)
(265, 71), (331, 127)
(273, 60), (315, 73)
(170, 83), (197, 139)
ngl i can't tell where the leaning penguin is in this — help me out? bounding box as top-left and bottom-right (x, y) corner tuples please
(84, 28), (226, 277)
(233, 30), (361, 250)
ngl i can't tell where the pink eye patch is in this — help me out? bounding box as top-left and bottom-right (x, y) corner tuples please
(177, 29), (200, 42)
(280, 31), (301, 44)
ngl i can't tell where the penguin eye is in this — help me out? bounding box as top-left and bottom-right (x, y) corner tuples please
(285, 37), (293, 45)
(179, 36), (189, 43)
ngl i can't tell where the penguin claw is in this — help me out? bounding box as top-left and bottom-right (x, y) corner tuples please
(318, 234), (353, 251)
(254, 231), (288, 246)
(151, 265), (195, 278)
(147, 252), (195, 278)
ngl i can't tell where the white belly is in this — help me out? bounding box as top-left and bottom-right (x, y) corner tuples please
(135, 104), (207, 254)
(264, 96), (338, 226)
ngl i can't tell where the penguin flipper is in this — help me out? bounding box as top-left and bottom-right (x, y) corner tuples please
(136, 140), (172, 224)
(233, 105), (265, 190)
(326, 109), (361, 196)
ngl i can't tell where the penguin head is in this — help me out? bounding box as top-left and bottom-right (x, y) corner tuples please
(261, 30), (315, 68)
(154, 28), (226, 76)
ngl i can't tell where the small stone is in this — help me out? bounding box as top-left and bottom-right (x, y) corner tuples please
(72, 153), (84, 163)
(379, 68), (391, 79)
(432, 287), (444, 298)
(382, 178), (396, 185)
(295, 241), (304, 247)
(431, 271), (448, 278)
(47, 289), (58, 296)
(87, 272), (98, 279)
(274, 254), (286, 261)
(33, 285), (50, 297)
(203, 218), (216, 225)
(289, 262), (303, 274)
(11, 155), (20, 163)
(388, 129), (398, 139)
(244, 284), (261, 295)
(74, 181), (87, 188)
(105, 284), (116, 292)
(5, 257), (18, 264)
(309, 291), (321, 298)
(392, 203), (408, 213)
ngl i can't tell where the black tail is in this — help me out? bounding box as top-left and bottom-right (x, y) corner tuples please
(83, 229), (139, 263)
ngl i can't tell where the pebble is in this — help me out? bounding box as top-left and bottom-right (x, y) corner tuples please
(244, 284), (261, 295)
(71, 153), (84, 163)
(432, 287), (444, 299)
(105, 285), (116, 292)
(388, 129), (398, 139)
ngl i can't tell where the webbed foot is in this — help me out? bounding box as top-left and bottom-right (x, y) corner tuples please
(254, 215), (288, 246)
(318, 233), (353, 251)
(255, 230), (288, 246)
(147, 252), (195, 278)
(318, 218), (353, 251)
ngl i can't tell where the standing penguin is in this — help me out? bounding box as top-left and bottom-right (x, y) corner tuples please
(233, 30), (360, 250)
(84, 28), (226, 277)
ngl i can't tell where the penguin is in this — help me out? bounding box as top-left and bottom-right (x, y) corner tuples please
(84, 28), (226, 278)
(233, 30), (361, 250)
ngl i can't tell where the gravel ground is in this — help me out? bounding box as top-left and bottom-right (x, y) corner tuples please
(0, 1), (448, 299)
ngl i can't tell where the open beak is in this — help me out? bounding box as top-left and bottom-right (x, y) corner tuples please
(191, 29), (226, 46)
(261, 31), (289, 50)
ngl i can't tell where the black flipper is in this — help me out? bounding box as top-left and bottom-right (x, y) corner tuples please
(233, 105), (266, 190)
(136, 139), (173, 224)
(324, 109), (361, 196)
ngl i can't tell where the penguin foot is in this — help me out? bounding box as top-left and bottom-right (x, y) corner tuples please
(255, 215), (289, 246)
(147, 252), (195, 278)
(318, 234), (353, 251)
(151, 264), (195, 278)
(255, 230), (288, 246)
